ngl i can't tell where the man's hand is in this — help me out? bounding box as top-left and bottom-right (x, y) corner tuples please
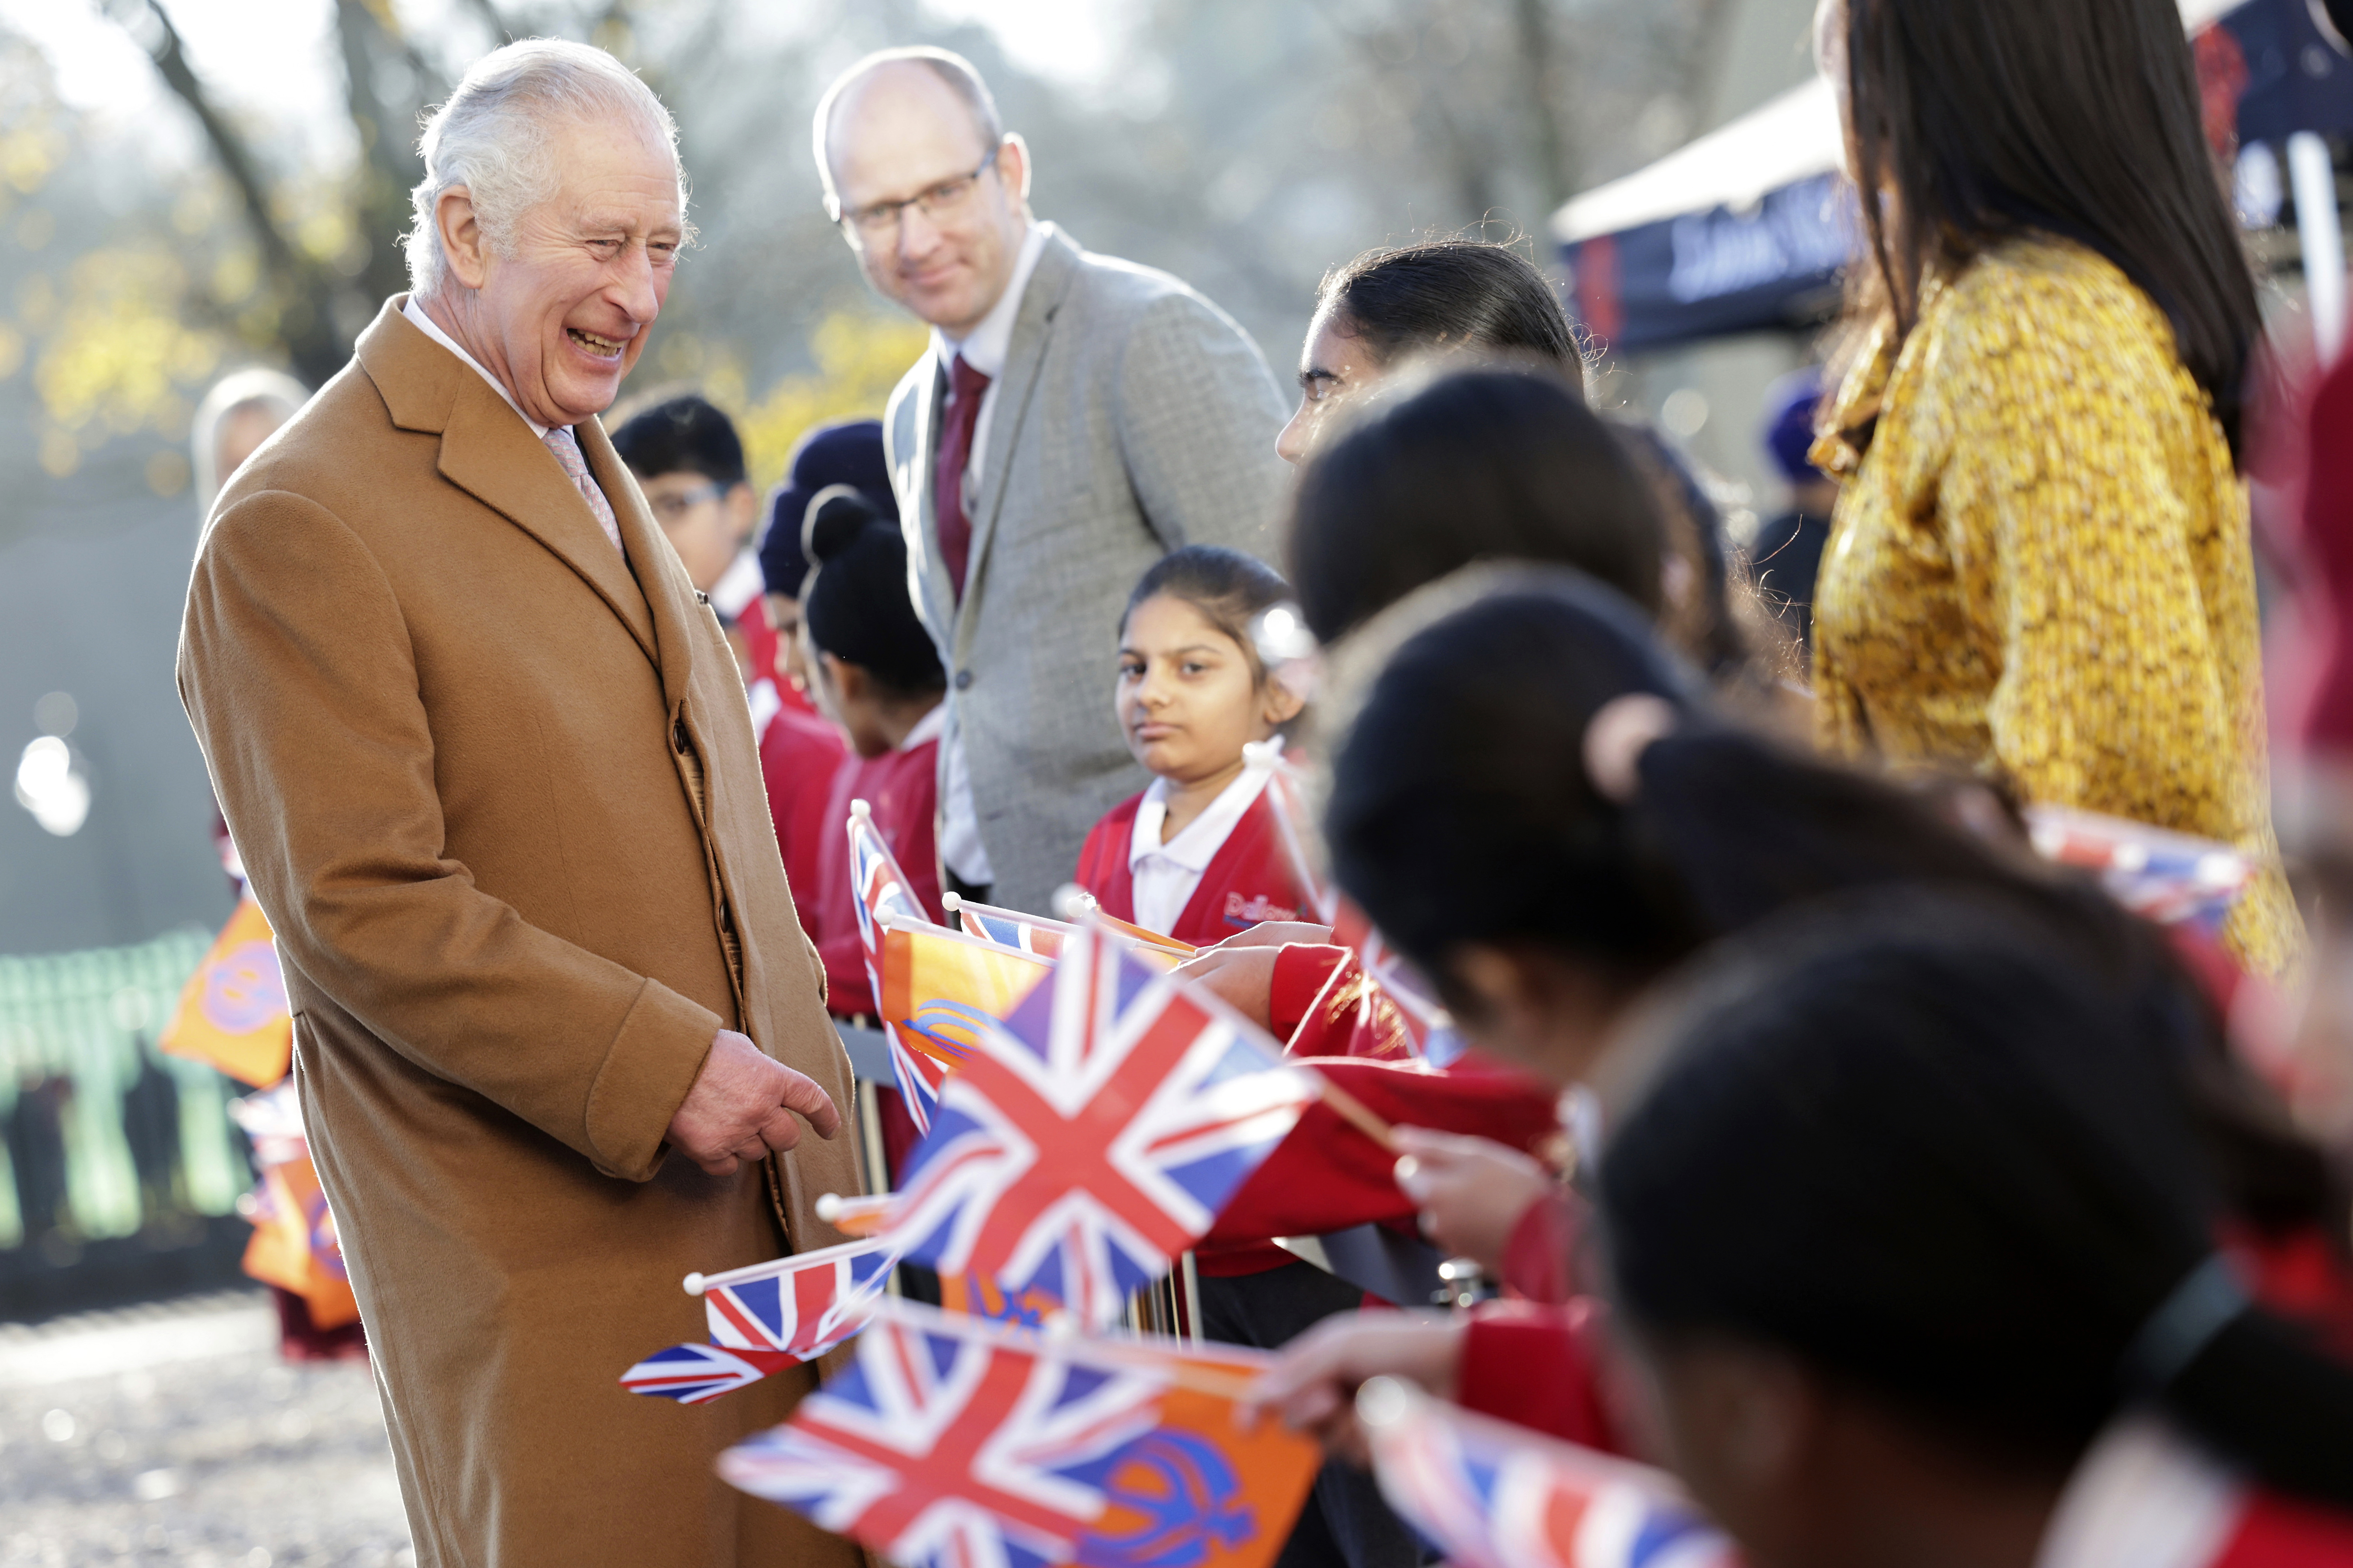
(1241, 1311), (1467, 1465)
(666, 1029), (841, 1176)
(1392, 1127), (1556, 1273)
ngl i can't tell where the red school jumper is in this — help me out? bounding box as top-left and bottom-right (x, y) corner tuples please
(1071, 785), (1309, 948)
(809, 720), (947, 1019)
(760, 695), (848, 943)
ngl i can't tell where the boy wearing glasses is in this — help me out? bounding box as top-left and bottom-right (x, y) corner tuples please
(612, 391), (764, 601)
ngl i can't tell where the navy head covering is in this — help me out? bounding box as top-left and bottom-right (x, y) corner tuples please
(1761, 368), (1827, 485)
(802, 490), (945, 696)
(759, 418), (898, 597)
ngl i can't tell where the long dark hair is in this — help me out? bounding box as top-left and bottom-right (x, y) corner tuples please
(1287, 365), (1664, 644)
(1838, 0), (2259, 455)
(1600, 898), (2353, 1506)
(1318, 237), (1585, 393)
(1325, 574), (2339, 1239)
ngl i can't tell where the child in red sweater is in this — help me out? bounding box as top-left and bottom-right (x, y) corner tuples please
(796, 492), (950, 1018)
(1072, 546), (1310, 946)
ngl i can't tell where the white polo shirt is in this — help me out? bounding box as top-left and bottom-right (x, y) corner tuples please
(1126, 766), (1273, 937)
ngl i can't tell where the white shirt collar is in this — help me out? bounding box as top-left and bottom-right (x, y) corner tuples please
(403, 296), (550, 439)
(933, 222), (1048, 379)
(1129, 766), (1272, 878)
(2033, 1416), (2242, 1568)
(900, 701), (949, 754)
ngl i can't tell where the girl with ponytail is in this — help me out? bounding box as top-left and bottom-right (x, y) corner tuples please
(1247, 571), (2348, 1476)
(1595, 897), (2353, 1554)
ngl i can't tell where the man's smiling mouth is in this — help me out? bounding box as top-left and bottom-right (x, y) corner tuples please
(568, 327), (626, 356)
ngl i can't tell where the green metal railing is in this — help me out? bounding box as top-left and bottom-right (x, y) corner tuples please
(0, 928), (250, 1245)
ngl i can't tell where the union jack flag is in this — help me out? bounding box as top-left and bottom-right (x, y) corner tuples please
(955, 897), (1071, 959)
(1359, 1379), (1738, 1568)
(883, 921), (1315, 1327)
(622, 1342), (800, 1404)
(719, 1300), (1170, 1568)
(2024, 804), (2254, 935)
(704, 1236), (898, 1359)
(852, 802), (954, 1130)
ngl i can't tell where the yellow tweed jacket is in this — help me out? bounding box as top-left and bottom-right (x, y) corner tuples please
(1810, 236), (2295, 973)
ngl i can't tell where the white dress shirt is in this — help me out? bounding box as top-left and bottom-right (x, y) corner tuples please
(933, 222), (1049, 495)
(1125, 766), (1272, 937)
(931, 221), (1048, 888)
(402, 298), (548, 438)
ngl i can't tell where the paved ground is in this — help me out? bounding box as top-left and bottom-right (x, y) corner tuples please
(0, 1292), (412, 1566)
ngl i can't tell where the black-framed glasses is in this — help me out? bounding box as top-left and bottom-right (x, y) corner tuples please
(830, 146), (1002, 241)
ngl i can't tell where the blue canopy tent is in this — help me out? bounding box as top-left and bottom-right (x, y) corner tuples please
(1554, 0), (2353, 359)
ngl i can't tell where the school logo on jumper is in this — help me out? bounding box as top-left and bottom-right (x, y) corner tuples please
(1222, 893), (1300, 928)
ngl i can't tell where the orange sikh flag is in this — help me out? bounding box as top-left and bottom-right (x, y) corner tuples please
(160, 892), (294, 1088)
(241, 1152), (360, 1329)
(879, 921), (1053, 1068)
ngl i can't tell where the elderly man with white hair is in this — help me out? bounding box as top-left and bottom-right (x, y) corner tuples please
(177, 40), (864, 1567)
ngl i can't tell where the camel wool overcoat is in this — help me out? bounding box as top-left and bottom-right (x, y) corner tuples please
(178, 299), (869, 1568)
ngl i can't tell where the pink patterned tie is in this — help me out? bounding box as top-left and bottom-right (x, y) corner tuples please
(544, 425), (624, 554)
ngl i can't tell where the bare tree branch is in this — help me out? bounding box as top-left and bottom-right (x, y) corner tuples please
(120, 0), (347, 382)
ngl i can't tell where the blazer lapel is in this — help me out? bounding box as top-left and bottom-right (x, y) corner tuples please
(357, 300), (659, 667)
(953, 226), (1082, 657)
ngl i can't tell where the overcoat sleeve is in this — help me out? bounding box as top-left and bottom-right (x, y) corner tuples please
(1110, 290), (1290, 562)
(180, 489), (719, 1182)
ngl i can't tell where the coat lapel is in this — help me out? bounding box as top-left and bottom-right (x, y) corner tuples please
(953, 226), (1082, 659)
(357, 300), (660, 667)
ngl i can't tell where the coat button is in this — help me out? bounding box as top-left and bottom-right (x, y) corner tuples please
(672, 717), (689, 753)
(954, 670), (973, 691)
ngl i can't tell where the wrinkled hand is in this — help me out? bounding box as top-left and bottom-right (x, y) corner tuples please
(667, 1029), (841, 1176)
(1173, 944), (1282, 1031)
(1392, 1127), (1556, 1274)
(1241, 1311), (1467, 1465)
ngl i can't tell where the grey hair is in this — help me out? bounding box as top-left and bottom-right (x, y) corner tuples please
(191, 366), (308, 516)
(811, 46), (1005, 206)
(405, 39), (686, 296)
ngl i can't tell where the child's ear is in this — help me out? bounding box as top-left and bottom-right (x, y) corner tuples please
(1261, 675), (1307, 731)
(829, 657), (871, 707)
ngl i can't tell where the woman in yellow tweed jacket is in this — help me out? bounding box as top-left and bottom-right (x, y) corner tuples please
(1809, 0), (2295, 971)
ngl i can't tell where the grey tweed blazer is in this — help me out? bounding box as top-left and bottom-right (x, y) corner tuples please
(884, 224), (1291, 912)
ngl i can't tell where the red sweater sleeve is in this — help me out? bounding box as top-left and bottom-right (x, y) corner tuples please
(1455, 1298), (1625, 1453)
(1203, 1056), (1560, 1244)
(1271, 944), (1350, 1042)
(1501, 1187), (1588, 1307)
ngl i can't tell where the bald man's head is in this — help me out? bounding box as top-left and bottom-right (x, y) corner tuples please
(815, 49), (1002, 202)
(815, 49), (1032, 338)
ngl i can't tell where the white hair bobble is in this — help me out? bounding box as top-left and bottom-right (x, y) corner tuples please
(1581, 693), (1679, 805)
(404, 39), (687, 296)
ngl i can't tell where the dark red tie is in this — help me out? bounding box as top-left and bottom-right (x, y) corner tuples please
(933, 353), (992, 601)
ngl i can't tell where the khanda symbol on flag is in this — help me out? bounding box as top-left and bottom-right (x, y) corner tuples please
(1356, 1378), (1740, 1568)
(160, 891), (295, 1088)
(719, 1299), (1322, 1568)
(881, 917), (1316, 1329)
